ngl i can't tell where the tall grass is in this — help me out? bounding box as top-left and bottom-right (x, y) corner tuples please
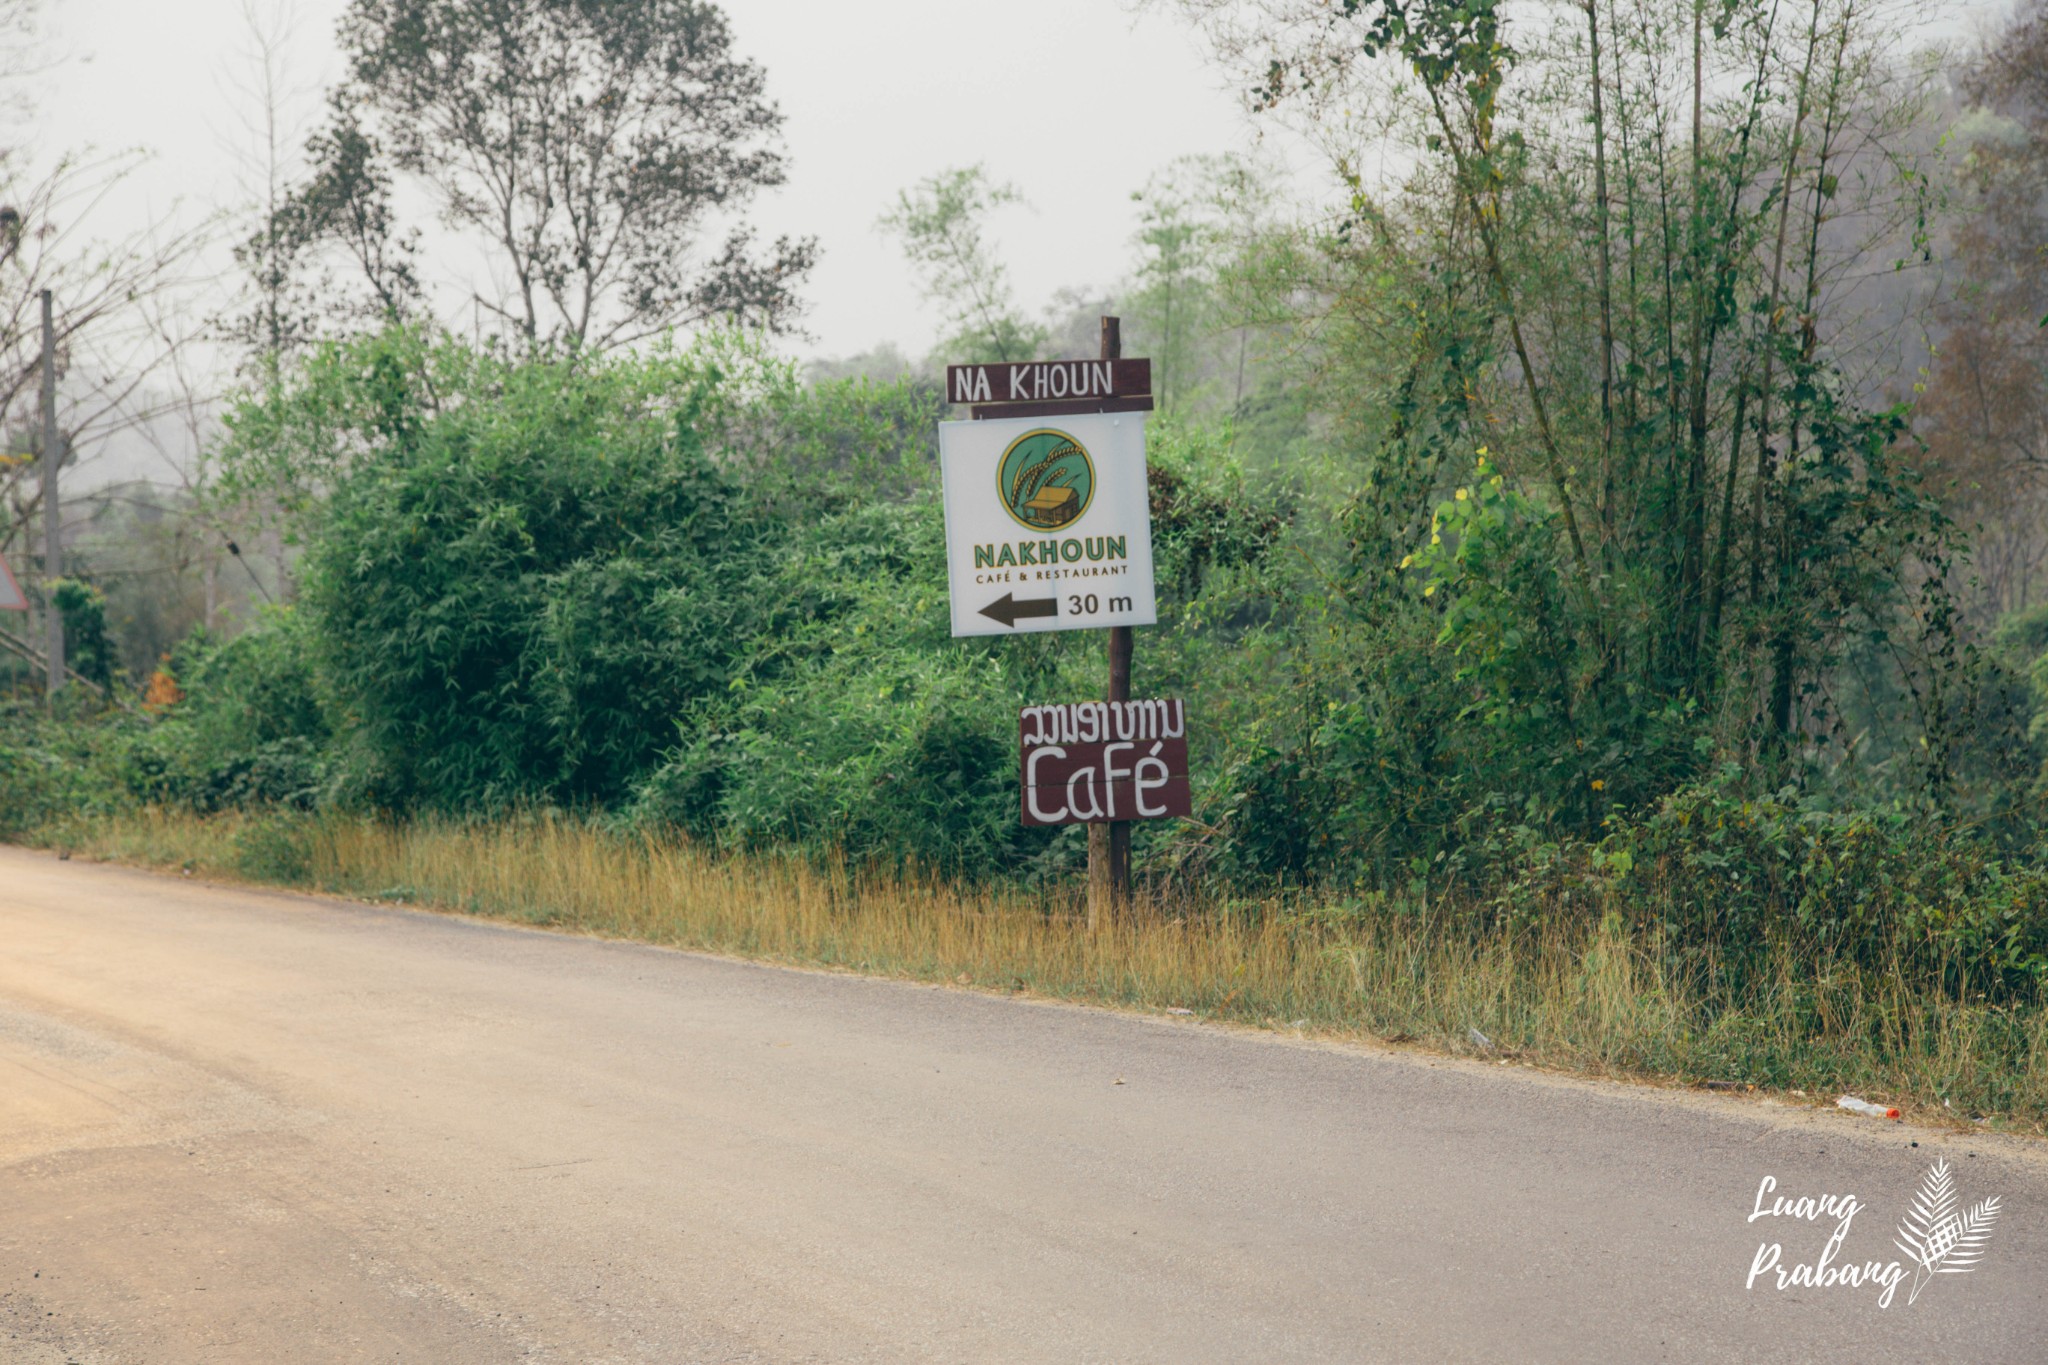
(33, 807), (2048, 1134)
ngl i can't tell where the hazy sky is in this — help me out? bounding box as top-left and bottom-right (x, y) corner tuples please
(30, 0), (1283, 365)
(25, 0), (2008, 374)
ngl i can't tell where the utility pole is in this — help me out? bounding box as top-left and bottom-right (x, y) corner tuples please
(39, 288), (62, 697)
(1087, 315), (1133, 928)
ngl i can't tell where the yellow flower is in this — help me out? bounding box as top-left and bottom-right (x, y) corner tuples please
(1591, 779), (1606, 791)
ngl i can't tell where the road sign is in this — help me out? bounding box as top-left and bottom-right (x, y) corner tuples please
(0, 551), (25, 611)
(938, 410), (1156, 637)
(1020, 699), (1190, 826)
(946, 358), (1153, 420)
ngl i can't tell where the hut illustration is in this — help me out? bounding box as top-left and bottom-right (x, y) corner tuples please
(1023, 480), (1079, 527)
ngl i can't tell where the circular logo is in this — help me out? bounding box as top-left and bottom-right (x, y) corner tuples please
(996, 428), (1095, 530)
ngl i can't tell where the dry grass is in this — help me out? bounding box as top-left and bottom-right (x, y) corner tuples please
(35, 807), (2048, 1134)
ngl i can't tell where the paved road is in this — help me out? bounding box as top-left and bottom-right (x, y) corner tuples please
(1, 848), (2044, 1363)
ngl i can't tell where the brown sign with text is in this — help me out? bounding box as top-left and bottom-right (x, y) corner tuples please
(948, 358), (1151, 408)
(1019, 698), (1190, 827)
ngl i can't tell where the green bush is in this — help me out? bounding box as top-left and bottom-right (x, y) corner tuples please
(1599, 770), (2048, 996)
(48, 579), (118, 691)
(627, 497), (1077, 874)
(271, 334), (773, 810)
(0, 700), (118, 837)
(120, 611), (333, 811)
(232, 810), (319, 883)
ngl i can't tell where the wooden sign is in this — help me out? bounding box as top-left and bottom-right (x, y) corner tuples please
(947, 358), (1152, 420)
(1020, 699), (1190, 826)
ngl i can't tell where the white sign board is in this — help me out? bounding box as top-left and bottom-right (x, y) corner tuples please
(0, 551), (25, 611)
(939, 411), (1156, 637)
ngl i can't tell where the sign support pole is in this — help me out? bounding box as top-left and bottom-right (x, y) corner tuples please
(40, 288), (62, 699)
(1089, 316), (1133, 929)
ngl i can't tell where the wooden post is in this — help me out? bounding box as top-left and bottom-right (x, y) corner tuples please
(1088, 315), (1133, 929)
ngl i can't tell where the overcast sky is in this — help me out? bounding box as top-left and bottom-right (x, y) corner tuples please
(29, 0), (1293, 367)
(24, 0), (2011, 375)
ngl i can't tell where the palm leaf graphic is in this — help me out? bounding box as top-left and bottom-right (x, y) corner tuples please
(1895, 1160), (2001, 1306)
(1933, 1198), (2001, 1274)
(1894, 1159), (1959, 1266)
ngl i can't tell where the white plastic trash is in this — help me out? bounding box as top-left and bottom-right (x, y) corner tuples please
(1837, 1095), (1900, 1120)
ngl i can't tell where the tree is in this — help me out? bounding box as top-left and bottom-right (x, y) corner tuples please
(1127, 162), (1216, 414)
(1917, 0), (2048, 617)
(275, 0), (815, 350)
(1123, 153), (1282, 417)
(0, 153), (216, 570)
(1173, 0), (1961, 813)
(879, 165), (1046, 364)
(217, 0), (324, 376)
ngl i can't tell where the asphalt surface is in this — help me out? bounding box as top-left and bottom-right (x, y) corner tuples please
(1, 846), (2044, 1363)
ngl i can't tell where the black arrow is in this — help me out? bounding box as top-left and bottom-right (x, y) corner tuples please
(978, 592), (1058, 628)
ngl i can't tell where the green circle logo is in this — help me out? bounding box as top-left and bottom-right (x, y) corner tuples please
(996, 428), (1095, 530)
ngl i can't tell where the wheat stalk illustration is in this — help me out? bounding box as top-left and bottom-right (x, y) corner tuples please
(1007, 456), (1056, 505)
(1894, 1159), (2002, 1305)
